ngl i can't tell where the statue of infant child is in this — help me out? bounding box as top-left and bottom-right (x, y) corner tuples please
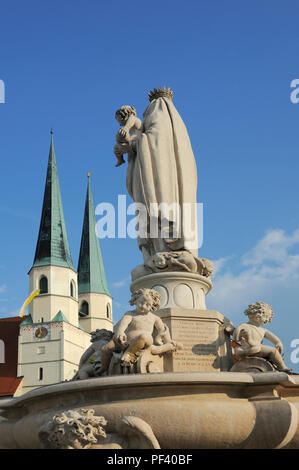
(97, 288), (179, 374)
(114, 105), (142, 167)
(72, 329), (114, 380)
(231, 301), (290, 372)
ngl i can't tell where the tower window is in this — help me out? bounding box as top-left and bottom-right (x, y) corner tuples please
(39, 367), (43, 381)
(106, 303), (111, 319)
(37, 346), (45, 355)
(39, 276), (48, 294)
(79, 301), (89, 317)
(70, 281), (76, 298)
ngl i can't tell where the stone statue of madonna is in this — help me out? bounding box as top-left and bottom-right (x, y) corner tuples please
(114, 87), (208, 280)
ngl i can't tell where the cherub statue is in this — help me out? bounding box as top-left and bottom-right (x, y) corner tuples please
(148, 251), (198, 273)
(114, 105), (143, 167)
(232, 302), (290, 372)
(72, 329), (113, 380)
(97, 288), (180, 374)
(200, 258), (214, 278)
(131, 251), (214, 281)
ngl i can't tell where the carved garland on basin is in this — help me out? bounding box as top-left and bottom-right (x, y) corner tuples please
(39, 408), (160, 449)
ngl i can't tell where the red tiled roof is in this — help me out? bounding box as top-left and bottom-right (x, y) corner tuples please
(0, 316), (26, 396)
(0, 316), (25, 323)
(0, 377), (23, 397)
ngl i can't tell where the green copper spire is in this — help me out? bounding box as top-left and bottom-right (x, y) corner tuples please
(32, 131), (75, 270)
(78, 175), (111, 296)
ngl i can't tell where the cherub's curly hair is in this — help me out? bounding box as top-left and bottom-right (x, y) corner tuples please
(244, 301), (274, 323)
(129, 288), (161, 312)
(115, 105), (136, 122)
(90, 329), (113, 343)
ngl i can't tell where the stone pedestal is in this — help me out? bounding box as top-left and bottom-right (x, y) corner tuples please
(130, 271), (233, 372)
(159, 308), (233, 373)
(130, 272), (212, 310)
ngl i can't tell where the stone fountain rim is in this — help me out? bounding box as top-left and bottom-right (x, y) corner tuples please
(1, 371), (298, 411)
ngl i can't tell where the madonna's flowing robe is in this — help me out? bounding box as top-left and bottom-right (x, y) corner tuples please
(126, 97), (198, 258)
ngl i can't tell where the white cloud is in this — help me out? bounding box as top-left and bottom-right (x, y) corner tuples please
(242, 229), (299, 267)
(113, 301), (123, 308)
(112, 276), (131, 288)
(212, 257), (232, 276)
(207, 228), (299, 320)
(0, 284), (7, 294)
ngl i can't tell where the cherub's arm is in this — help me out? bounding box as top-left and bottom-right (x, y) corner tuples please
(264, 330), (283, 353)
(118, 116), (142, 141)
(114, 313), (133, 343)
(154, 316), (167, 345)
(123, 115), (142, 132)
(232, 325), (243, 343)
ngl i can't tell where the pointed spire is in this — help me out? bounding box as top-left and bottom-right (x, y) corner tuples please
(78, 175), (111, 296)
(32, 131), (75, 270)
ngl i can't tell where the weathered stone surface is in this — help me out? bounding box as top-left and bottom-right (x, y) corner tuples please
(115, 88), (199, 266)
(1, 372), (299, 449)
(131, 271), (212, 310)
(158, 308), (233, 372)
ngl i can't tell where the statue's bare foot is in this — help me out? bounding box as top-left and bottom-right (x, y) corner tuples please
(121, 351), (138, 365)
(115, 158), (125, 167)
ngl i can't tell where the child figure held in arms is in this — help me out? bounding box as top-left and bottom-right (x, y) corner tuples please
(232, 301), (291, 372)
(114, 105), (142, 167)
(98, 288), (176, 373)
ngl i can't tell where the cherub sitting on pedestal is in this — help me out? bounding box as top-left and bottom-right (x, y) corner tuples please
(231, 302), (290, 372)
(97, 288), (180, 375)
(72, 329), (114, 380)
(114, 106), (143, 167)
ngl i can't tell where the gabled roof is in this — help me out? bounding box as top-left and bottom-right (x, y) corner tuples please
(20, 315), (33, 326)
(31, 132), (75, 271)
(77, 177), (111, 296)
(51, 311), (70, 323)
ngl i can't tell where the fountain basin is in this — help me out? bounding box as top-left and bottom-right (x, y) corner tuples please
(0, 371), (299, 449)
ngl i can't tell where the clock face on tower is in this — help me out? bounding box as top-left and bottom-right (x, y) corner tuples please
(34, 325), (50, 340)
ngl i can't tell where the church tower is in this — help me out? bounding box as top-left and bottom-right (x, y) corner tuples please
(27, 131), (79, 326)
(17, 132), (90, 393)
(77, 175), (113, 333)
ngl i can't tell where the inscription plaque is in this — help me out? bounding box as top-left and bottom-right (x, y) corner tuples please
(159, 308), (233, 373)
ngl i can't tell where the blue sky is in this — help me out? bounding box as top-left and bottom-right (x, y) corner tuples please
(1, 0), (299, 369)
